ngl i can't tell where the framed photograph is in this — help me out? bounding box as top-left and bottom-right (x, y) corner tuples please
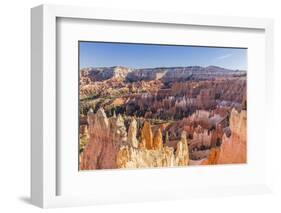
(31, 4), (274, 208)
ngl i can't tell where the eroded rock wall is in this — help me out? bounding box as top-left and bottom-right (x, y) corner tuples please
(80, 108), (125, 170)
(217, 109), (247, 164)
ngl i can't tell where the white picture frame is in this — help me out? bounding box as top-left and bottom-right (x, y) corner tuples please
(31, 4), (274, 208)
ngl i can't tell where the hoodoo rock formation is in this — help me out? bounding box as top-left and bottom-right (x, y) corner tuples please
(206, 148), (221, 165)
(116, 120), (190, 168)
(127, 118), (139, 148)
(175, 131), (189, 166)
(116, 131), (189, 168)
(141, 121), (154, 150)
(80, 106), (247, 169)
(80, 108), (118, 170)
(79, 65), (247, 170)
(80, 108), (191, 169)
(188, 108), (247, 165)
(153, 128), (163, 150)
(217, 109), (247, 164)
(110, 114), (127, 145)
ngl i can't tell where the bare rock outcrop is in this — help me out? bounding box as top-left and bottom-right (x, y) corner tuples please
(207, 148), (220, 164)
(87, 108), (109, 135)
(80, 108), (121, 170)
(141, 121), (153, 150)
(175, 131), (189, 166)
(116, 145), (175, 168)
(80, 66), (130, 82)
(217, 109), (247, 164)
(116, 130), (189, 168)
(127, 118), (139, 148)
(125, 66), (245, 82)
(81, 110), (190, 170)
(109, 114), (127, 145)
(153, 128), (163, 150)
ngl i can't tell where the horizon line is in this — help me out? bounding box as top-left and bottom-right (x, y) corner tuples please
(79, 64), (247, 71)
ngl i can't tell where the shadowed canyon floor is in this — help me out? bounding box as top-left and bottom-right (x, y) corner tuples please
(79, 66), (247, 170)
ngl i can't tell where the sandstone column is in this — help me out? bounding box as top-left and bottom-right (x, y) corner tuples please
(153, 128), (163, 149)
(141, 121), (153, 150)
(175, 131), (189, 166)
(127, 118), (139, 148)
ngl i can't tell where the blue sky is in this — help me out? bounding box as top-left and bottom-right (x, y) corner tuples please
(79, 41), (247, 70)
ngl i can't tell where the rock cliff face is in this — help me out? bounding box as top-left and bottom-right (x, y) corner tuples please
(81, 66), (246, 84)
(80, 108), (117, 170)
(125, 66), (245, 82)
(141, 121), (154, 150)
(80, 66), (130, 83)
(109, 114), (127, 145)
(126, 68), (166, 82)
(127, 118), (139, 148)
(175, 132), (189, 166)
(207, 148), (221, 165)
(189, 109), (247, 165)
(217, 109), (247, 164)
(153, 128), (163, 150)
